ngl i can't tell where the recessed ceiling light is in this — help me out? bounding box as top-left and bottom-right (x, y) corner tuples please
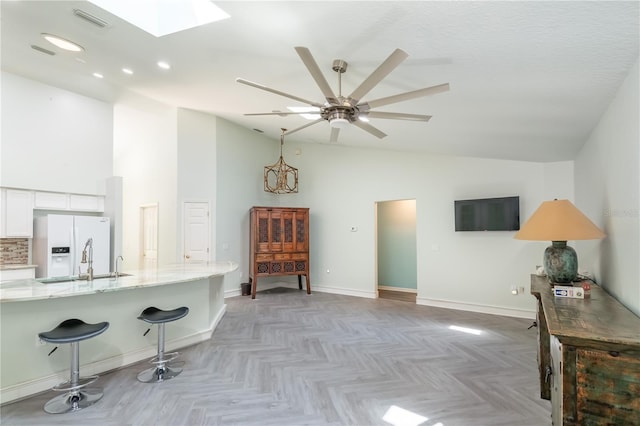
(41, 33), (84, 52)
(122, 68), (133, 75)
(157, 61), (171, 70)
(93, 72), (104, 79)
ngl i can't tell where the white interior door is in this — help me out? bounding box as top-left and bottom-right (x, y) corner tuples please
(183, 202), (210, 263)
(140, 204), (158, 267)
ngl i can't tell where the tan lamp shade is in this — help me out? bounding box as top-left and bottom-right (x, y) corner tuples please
(514, 199), (605, 241)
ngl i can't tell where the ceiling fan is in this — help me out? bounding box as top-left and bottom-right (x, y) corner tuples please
(236, 46), (450, 142)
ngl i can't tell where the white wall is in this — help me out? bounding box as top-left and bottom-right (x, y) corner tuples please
(575, 58), (639, 315)
(176, 108), (218, 262)
(215, 118), (279, 293)
(0, 72), (113, 194)
(113, 92), (177, 268)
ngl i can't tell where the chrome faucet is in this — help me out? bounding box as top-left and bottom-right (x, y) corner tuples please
(115, 255), (124, 278)
(80, 238), (94, 281)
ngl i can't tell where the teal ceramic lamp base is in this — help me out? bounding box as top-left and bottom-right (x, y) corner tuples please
(543, 241), (578, 283)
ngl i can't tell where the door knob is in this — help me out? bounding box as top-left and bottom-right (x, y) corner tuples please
(185, 255), (190, 259)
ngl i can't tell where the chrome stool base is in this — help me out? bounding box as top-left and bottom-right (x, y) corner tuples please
(137, 361), (184, 383)
(44, 387), (103, 414)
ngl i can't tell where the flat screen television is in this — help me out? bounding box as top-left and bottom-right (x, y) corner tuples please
(454, 196), (520, 231)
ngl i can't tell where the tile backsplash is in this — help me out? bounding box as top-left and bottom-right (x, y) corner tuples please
(0, 238), (29, 265)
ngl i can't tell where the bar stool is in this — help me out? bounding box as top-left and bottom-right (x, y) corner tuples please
(38, 319), (110, 414)
(137, 306), (189, 383)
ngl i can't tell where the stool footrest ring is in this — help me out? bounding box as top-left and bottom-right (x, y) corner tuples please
(52, 375), (99, 392)
(149, 352), (179, 365)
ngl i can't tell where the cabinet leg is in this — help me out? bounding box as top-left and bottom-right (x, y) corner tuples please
(305, 274), (311, 295)
(297, 275), (302, 290)
(251, 277), (257, 299)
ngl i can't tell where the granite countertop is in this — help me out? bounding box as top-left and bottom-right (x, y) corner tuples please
(0, 264), (37, 270)
(0, 261), (238, 302)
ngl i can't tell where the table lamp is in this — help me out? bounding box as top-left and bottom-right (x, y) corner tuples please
(514, 199), (605, 283)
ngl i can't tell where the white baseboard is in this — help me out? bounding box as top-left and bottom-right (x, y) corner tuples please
(225, 288), (242, 298)
(227, 281), (533, 320)
(377, 285), (417, 293)
(0, 305), (227, 405)
(416, 297), (535, 319)
(312, 284), (377, 299)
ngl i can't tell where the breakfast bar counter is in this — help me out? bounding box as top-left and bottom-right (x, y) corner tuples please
(0, 261), (238, 404)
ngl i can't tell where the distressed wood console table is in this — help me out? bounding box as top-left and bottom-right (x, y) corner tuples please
(530, 274), (640, 425)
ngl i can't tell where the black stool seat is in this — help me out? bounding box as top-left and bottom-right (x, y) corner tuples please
(138, 306), (189, 324)
(38, 318), (109, 414)
(39, 319), (109, 344)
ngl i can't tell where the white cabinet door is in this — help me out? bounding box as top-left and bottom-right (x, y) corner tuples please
(1, 189), (33, 237)
(34, 191), (69, 210)
(69, 194), (103, 212)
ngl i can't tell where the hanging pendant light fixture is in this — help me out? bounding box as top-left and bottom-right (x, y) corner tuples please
(264, 128), (298, 194)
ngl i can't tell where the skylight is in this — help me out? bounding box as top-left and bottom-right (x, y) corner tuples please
(88, 0), (230, 37)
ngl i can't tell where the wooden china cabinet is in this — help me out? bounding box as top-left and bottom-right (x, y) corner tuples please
(249, 206), (310, 299)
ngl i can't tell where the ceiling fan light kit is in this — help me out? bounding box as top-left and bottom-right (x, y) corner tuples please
(237, 46), (450, 143)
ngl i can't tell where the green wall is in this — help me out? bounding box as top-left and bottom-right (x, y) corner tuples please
(377, 200), (417, 290)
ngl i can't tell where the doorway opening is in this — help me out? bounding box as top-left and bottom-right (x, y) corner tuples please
(376, 199), (417, 303)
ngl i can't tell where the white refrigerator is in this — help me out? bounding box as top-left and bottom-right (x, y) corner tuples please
(33, 214), (111, 278)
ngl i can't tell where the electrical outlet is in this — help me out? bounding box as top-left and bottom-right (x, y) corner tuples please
(519, 286), (525, 294)
(35, 335), (46, 347)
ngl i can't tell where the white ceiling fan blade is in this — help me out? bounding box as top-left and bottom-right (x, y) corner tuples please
(285, 118), (325, 135)
(363, 83), (450, 109)
(244, 111), (321, 116)
(294, 46), (338, 104)
(236, 78), (324, 108)
(351, 120), (387, 139)
(329, 127), (340, 143)
(348, 48), (409, 104)
(365, 111), (432, 121)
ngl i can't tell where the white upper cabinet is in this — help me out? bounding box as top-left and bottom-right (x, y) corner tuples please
(33, 191), (69, 210)
(0, 189), (33, 238)
(33, 191), (104, 212)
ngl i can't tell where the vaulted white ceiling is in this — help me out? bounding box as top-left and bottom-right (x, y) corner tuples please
(2, 1), (638, 162)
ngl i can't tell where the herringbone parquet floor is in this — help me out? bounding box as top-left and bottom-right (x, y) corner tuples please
(1, 288), (551, 425)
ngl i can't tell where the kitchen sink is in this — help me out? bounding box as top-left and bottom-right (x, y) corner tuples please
(38, 273), (132, 284)
(38, 276), (77, 284)
(93, 273), (132, 279)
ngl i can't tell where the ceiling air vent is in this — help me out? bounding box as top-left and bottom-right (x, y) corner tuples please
(73, 9), (109, 28)
(31, 45), (56, 56)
